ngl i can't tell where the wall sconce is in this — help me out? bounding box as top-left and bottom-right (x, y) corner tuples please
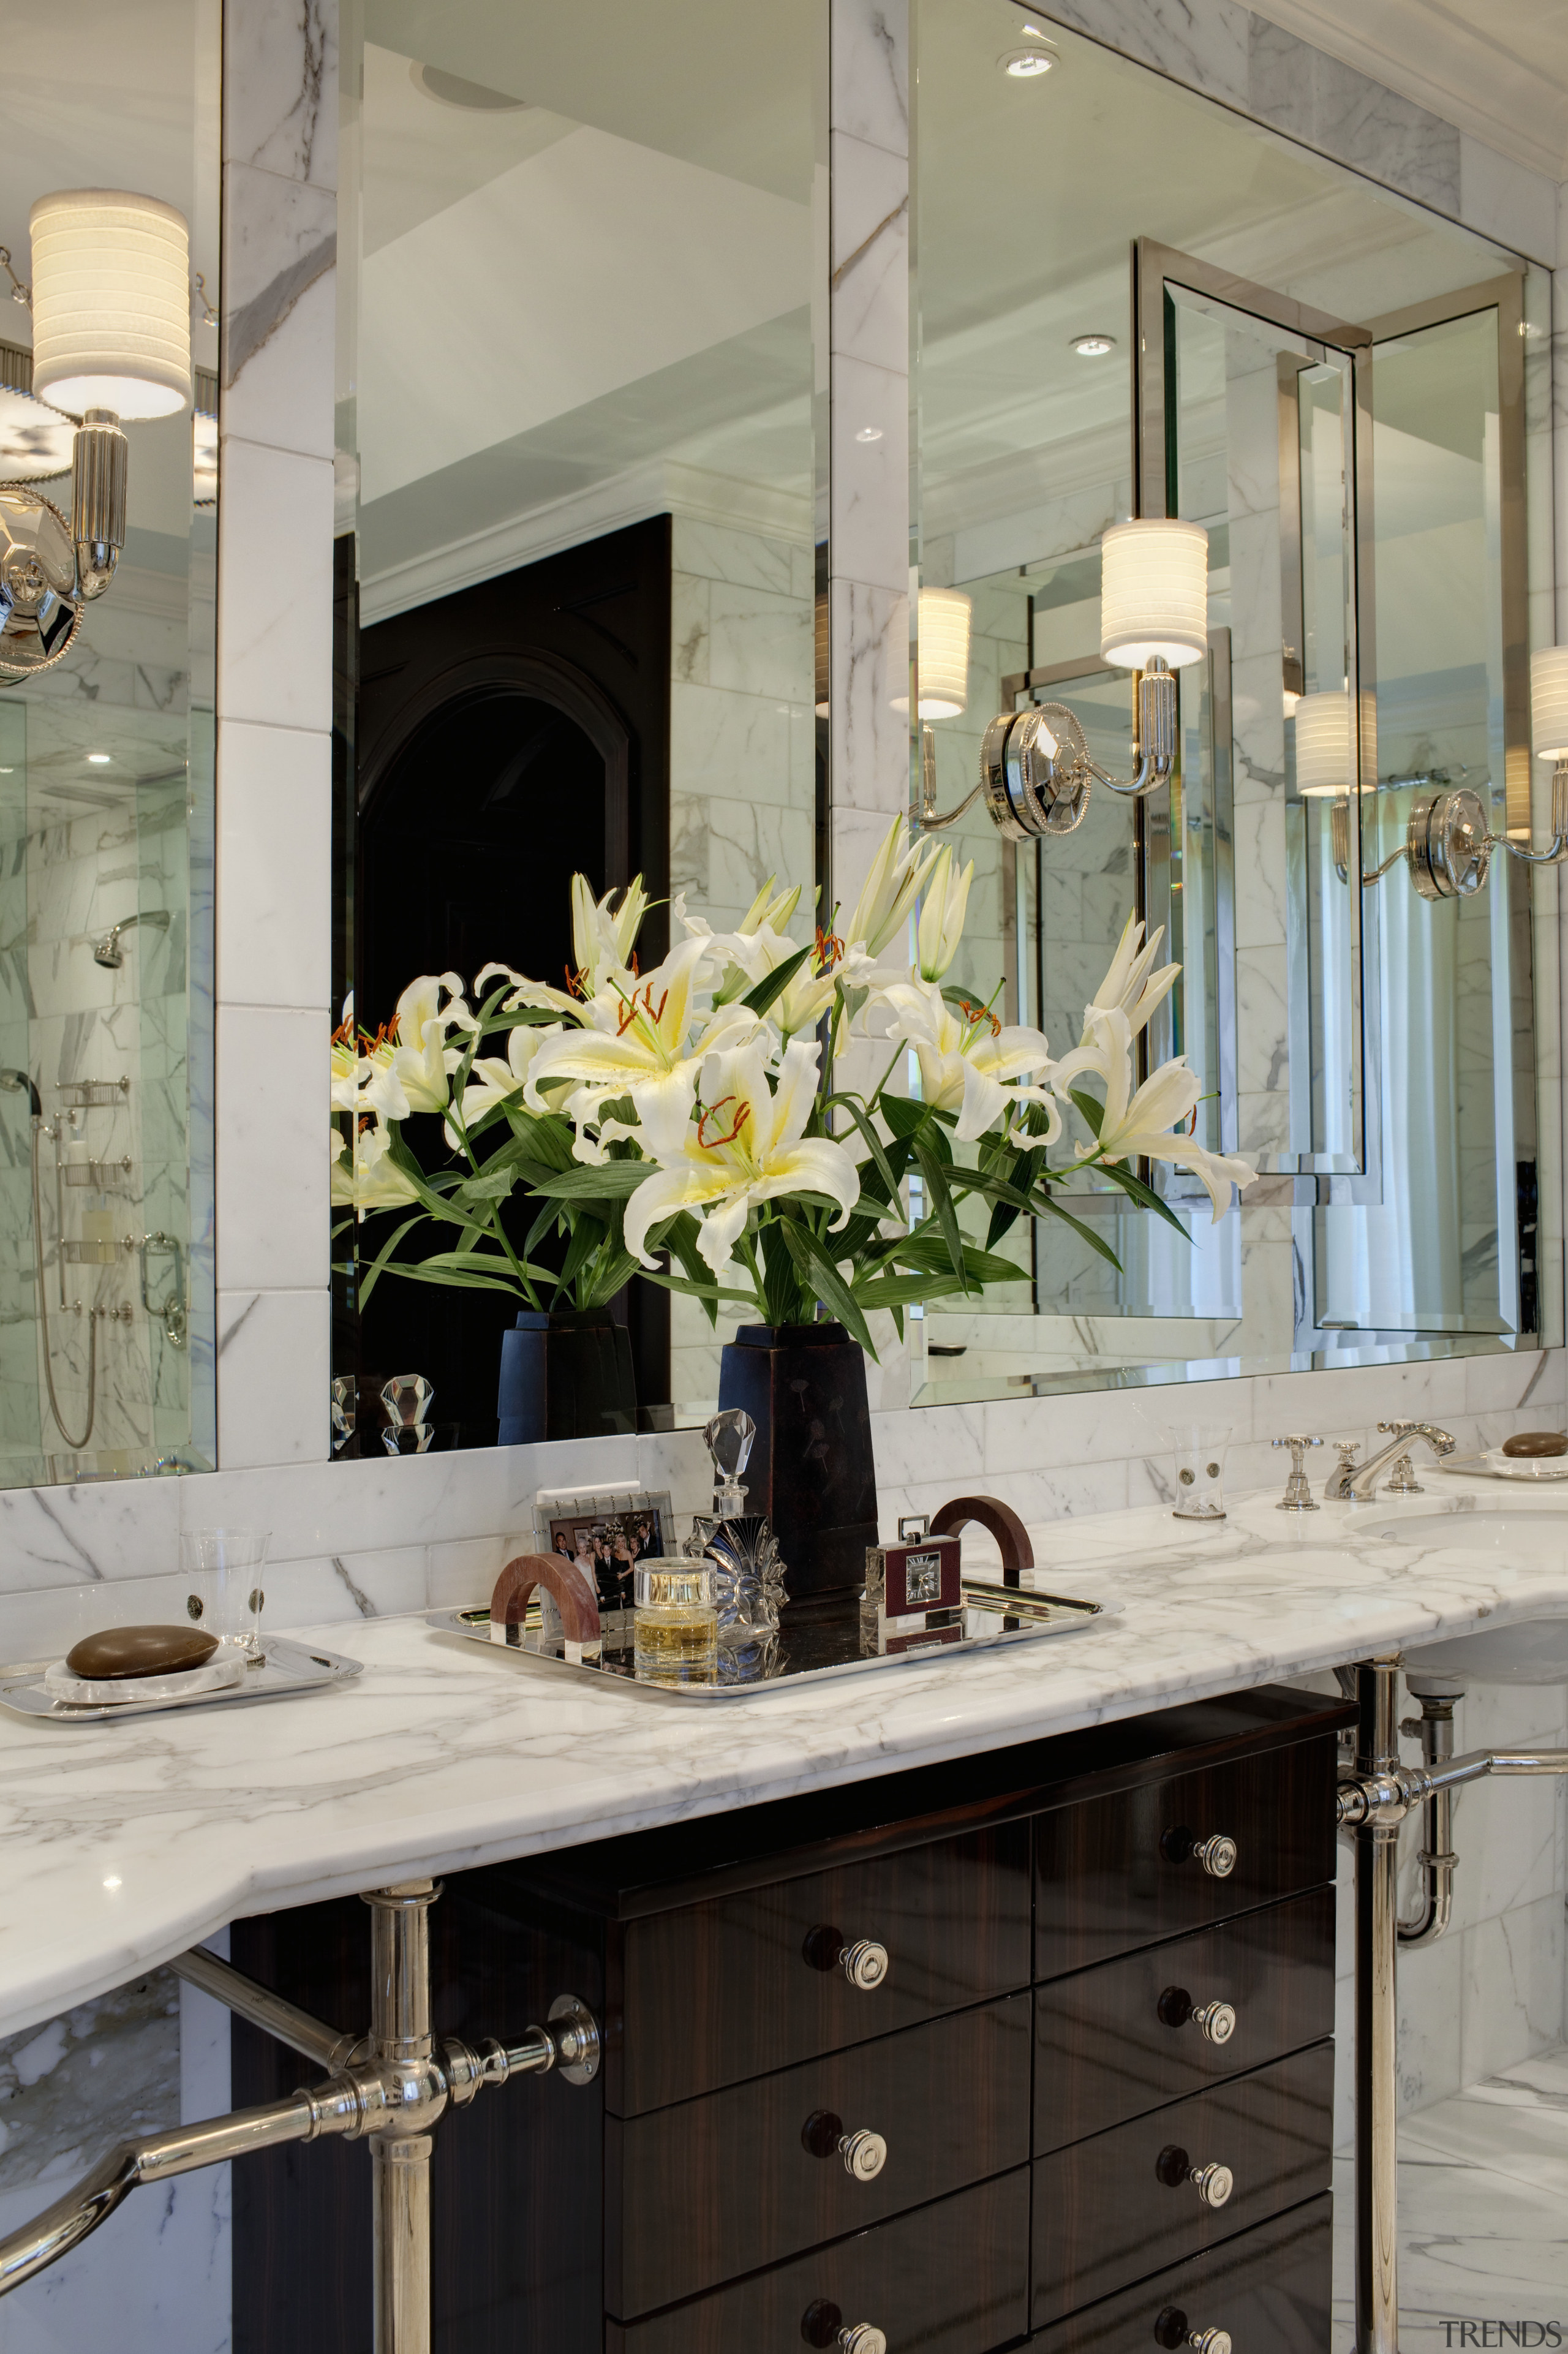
(919, 519), (1208, 836)
(1315, 651), (1568, 900)
(0, 191), (192, 681)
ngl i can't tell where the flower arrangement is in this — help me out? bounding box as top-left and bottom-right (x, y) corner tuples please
(330, 815), (1252, 1351)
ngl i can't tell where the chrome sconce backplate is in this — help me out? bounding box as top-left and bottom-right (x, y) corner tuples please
(1406, 786), (1491, 901)
(978, 704), (1091, 840)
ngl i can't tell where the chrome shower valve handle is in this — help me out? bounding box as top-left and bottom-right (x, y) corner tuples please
(1273, 1433), (1322, 1511)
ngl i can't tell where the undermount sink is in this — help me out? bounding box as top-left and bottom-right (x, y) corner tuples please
(1357, 1506), (1568, 1682)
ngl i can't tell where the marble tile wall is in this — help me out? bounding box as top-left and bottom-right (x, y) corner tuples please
(213, 0), (336, 1473)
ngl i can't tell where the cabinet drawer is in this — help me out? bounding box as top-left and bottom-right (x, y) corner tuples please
(608, 1993), (1031, 2320)
(1035, 1733), (1338, 1979)
(607, 2168), (1030, 2353)
(616, 1822), (1031, 2115)
(1035, 1885), (1335, 2153)
(1031, 2042), (1333, 2329)
(1028, 2192), (1332, 2349)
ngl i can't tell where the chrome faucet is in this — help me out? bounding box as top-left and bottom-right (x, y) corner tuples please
(1325, 1420), (1456, 1501)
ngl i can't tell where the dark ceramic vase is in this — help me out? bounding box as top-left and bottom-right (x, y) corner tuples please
(496, 1308), (637, 1446)
(715, 1322), (876, 1615)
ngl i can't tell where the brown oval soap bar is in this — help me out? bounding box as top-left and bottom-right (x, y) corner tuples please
(1501, 1431), (1568, 1458)
(65, 1624), (220, 1680)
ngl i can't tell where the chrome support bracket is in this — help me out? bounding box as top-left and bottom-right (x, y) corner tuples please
(0, 1880), (599, 2352)
(1341, 1656), (1568, 2351)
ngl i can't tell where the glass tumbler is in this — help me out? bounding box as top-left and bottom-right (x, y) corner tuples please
(180, 1525), (271, 1660)
(1164, 1427), (1231, 1521)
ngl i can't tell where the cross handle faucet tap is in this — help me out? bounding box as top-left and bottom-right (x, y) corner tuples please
(1272, 1433), (1322, 1512)
(1327, 1420), (1457, 1502)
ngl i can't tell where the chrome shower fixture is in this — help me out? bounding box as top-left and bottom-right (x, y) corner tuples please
(919, 519), (1207, 839)
(93, 909), (170, 968)
(0, 1067), (40, 1117)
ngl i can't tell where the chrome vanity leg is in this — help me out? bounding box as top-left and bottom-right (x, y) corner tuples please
(1355, 1657), (1401, 2354)
(364, 1881), (443, 2354)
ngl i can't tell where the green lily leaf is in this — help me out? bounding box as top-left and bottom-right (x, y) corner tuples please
(1097, 1158), (1194, 1242)
(1068, 1086), (1106, 1138)
(738, 940), (815, 1020)
(779, 1220), (876, 1356)
(911, 1134), (969, 1288)
(516, 1158), (652, 1201)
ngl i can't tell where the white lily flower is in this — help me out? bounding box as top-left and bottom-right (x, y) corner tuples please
(739, 875), (802, 935)
(387, 972), (475, 1115)
(880, 976), (1059, 1144)
(914, 845), (974, 983)
(1064, 1006), (1253, 1221)
(330, 1019), (364, 1115)
(842, 813), (940, 958)
(571, 873), (649, 996)
(446, 1020), (562, 1147)
(523, 934), (761, 1142)
(624, 1036), (859, 1276)
(712, 924), (837, 1039)
(331, 1120), (420, 1221)
(1086, 911), (1179, 1039)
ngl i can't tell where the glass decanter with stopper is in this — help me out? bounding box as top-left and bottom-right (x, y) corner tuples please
(685, 1408), (788, 1646)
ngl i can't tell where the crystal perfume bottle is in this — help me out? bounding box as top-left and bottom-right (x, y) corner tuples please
(685, 1408), (788, 1641)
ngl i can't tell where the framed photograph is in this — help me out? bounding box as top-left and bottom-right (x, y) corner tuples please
(531, 1488), (676, 1615)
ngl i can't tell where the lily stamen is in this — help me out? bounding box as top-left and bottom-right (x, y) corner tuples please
(960, 998), (1002, 1038)
(696, 1095), (749, 1150)
(814, 925), (845, 973)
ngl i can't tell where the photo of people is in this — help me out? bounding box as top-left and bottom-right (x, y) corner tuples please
(548, 1506), (666, 1611)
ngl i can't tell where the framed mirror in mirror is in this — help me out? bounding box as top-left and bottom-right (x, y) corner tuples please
(907, 0), (1560, 1405)
(0, 2), (218, 1484)
(331, 1), (826, 1455)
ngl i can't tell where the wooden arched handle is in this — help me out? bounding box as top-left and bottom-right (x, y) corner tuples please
(929, 1495), (1034, 1589)
(491, 1552), (601, 1644)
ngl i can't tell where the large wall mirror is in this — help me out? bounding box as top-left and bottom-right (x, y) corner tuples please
(908, 0), (1561, 1405)
(0, 2), (218, 1485)
(333, 0), (824, 1452)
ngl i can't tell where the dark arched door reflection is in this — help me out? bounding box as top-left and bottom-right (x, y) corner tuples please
(356, 679), (617, 1445)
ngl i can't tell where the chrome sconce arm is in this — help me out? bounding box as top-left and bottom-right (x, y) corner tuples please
(921, 661), (1178, 843)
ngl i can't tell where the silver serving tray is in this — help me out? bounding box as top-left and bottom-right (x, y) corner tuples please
(426, 1582), (1109, 1706)
(0, 1635), (364, 1725)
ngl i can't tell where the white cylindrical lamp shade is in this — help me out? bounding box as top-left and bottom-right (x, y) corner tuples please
(1294, 689), (1354, 796)
(29, 191), (192, 420)
(1531, 646), (1568, 760)
(1098, 518), (1209, 670)
(916, 587), (973, 718)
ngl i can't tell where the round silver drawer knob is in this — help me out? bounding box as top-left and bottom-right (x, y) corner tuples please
(839, 2127), (888, 2182)
(1194, 1833), (1238, 1879)
(1191, 2000), (1237, 2045)
(841, 1937), (889, 1992)
(1188, 2330), (1232, 2354)
(1189, 2161), (1234, 2209)
(839, 2327), (888, 2354)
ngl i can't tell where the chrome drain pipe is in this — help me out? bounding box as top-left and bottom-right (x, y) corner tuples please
(1340, 1659), (1568, 2354)
(1396, 1684), (1461, 1949)
(0, 1878), (599, 2352)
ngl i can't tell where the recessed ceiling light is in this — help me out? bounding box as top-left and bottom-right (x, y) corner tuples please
(1000, 45), (1057, 77)
(86, 752), (111, 764)
(855, 425), (884, 443)
(1071, 333), (1117, 357)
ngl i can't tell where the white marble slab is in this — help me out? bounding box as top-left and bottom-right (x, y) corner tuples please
(9, 1476), (1568, 2039)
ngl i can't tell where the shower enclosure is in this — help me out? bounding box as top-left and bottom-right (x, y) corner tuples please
(0, 472), (215, 1485)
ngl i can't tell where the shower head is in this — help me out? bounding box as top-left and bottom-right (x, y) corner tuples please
(0, 1069), (41, 1118)
(94, 909), (172, 969)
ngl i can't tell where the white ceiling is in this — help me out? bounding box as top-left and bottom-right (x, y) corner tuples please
(1248, 0), (1568, 184)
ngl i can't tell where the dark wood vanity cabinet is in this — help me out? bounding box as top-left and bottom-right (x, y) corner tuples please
(233, 1684), (1351, 2354)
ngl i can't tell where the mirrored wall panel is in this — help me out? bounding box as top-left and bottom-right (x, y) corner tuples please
(910, 0), (1558, 1403)
(333, 1), (825, 1454)
(0, 1), (218, 1483)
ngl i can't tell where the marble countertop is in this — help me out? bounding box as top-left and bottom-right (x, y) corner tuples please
(5, 1474), (1568, 2038)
